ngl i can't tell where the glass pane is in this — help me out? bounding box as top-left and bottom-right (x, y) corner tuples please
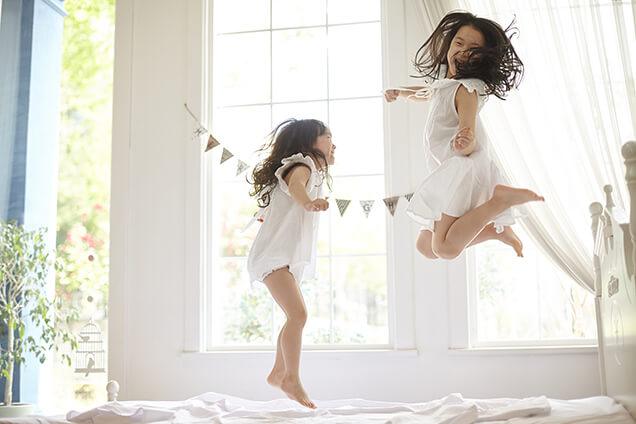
(210, 258), (273, 346)
(328, 98), (383, 176)
(212, 105), (272, 181)
(213, 32), (271, 106)
(272, 28), (327, 102)
(475, 225), (596, 343)
(272, 101), (329, 125)
(327, 0), (380, 24)
(329, 175), (387, 255)
(272, 0), (326, 29)
(332, 256), (388, 344)
(213, 0), (270, 33)
(475, 240), (540, 341)
(212, 180), (261, 258)
(302, 257), (333, 344)
(328, 23), (382, 98)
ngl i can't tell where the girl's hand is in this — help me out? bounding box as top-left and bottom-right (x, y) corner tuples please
(452, 127), (474, 152)
(304, 198), (330, 212)
(384, 89), (401, 103)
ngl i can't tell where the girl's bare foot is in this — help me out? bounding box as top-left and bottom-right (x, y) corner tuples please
(497, 226), (524, 257)
(280, 376), (316, 409)
(267, 369), (285, 388)
(492, 185), (544, 208)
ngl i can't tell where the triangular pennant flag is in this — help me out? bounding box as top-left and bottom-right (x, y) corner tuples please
(236, 160), (249, 176)
(383, 196), (400, 216)
(220, 148), (234, 164)
(360, 200), (375, 218)
(205, 134), (220, 152)
(404, 192), (414, 202)
(335, 199), (351, 217)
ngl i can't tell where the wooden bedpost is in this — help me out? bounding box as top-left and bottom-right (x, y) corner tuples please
(621, 141), (636, 274)
(107, 380), (120, 402)
(590, 201), (607, 395)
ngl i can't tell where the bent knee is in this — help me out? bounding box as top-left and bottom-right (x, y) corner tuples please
(432, 242), (461, 260)
(416, 238), (438, 260)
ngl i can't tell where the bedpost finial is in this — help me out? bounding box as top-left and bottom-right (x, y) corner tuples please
(590, 202), (603, 216)
(107, 380), (120, 402)
(603, 185), (615, 210)
(621, 140), (636, 160)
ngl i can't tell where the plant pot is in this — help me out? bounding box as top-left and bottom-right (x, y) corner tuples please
(0, 403), (36, 418)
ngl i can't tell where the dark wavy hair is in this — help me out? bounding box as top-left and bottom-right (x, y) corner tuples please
(249, 119), (331, 208)
(413, 11), (524, 100)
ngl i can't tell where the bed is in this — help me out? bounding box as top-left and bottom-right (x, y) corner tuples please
(5, 143), (636, 423)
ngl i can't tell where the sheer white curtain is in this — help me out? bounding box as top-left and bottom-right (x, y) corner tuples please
(413, 0), (636, 292)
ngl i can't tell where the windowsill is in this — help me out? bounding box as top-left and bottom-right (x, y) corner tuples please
(181, 348), (419, 359)
(448, 345), (598, 355)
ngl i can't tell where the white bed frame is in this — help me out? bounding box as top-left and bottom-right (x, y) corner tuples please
(590, 140), (636, 420)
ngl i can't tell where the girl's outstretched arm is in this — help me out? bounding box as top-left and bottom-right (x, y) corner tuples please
(453, 85), (479, 155)
(384, 87), (430, 102)
(285, 165), (329, 212)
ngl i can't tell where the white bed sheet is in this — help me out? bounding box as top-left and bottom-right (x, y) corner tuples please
(3, 392), (634, 424)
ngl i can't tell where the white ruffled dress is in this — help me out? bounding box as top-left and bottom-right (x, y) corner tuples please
(406, 71), (515, 233)
(247, 153), (324, 284)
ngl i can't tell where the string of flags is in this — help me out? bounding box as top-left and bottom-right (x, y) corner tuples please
(184, 103), (415, 218)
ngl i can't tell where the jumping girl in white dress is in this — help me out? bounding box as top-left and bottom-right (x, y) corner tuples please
(385, 11), (544, 260)
(247, 118), (335, 409)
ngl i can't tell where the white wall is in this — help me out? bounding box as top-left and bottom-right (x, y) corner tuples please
(109, 0), (601, 402)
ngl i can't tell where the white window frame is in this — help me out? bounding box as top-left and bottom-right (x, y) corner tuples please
(183, 0), (416, 354)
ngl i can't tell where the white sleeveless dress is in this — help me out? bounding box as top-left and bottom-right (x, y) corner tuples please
(247, 153), (324, 284)
(406, 71), (516, 233)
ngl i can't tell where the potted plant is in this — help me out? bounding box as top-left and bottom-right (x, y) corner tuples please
(0, 220), (77, 418)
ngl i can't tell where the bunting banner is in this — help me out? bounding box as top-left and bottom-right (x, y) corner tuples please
(336, 199), (351, 217)
(185, 103), (416, 219)
(206, 134), (221, 152)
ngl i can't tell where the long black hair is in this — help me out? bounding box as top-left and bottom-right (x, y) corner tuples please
(414, 11), (524, 100)
(249, 119), (331, 208)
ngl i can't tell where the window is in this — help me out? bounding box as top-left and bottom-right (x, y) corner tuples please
(207, 0), (389, 349)
(469, 227), (596, 347)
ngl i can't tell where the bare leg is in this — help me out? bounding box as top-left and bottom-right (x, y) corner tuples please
(264, 268), (316, 409)
(433, 185), (542, 259)
(266, 324), (286, 388)
(418, 222), (519, 260)
(417, 224), (498, 259)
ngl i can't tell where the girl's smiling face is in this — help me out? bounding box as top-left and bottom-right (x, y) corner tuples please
(446, 25), (485, 78)
(314, 128), (335, 167)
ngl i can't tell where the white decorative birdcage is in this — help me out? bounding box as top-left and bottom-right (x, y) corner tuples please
(74, 320), (105, 376)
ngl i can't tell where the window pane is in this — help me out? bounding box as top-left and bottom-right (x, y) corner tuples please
(272, 28), (327, 102)
(214, 32), (271, 106)
(302, 258), (333, 344)
(211, 181), (260, 258)
(329, 98), (384, 176)
(328, 23), (382, 98)
(327, 0), (380, 24)
(272, 0), (326, 29)
(332, 256), (388, 344)
(211, 258), (273, 346)
(474, 226), (596, 343)
(212, 105), (272, 180)
(272, 101), (328, 125)
(329, 176), (387, 255)
(213, 0), (270, 33)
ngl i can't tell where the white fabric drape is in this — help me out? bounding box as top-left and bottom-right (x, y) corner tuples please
(413, 0), (636, 292)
